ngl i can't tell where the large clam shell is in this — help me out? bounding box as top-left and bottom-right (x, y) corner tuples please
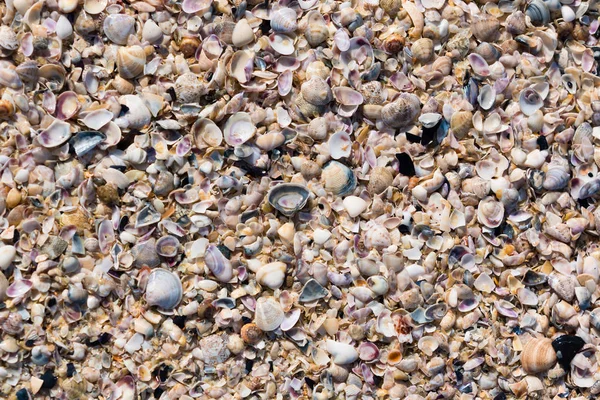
(254, 296), (284, 331)
(322, 161), (356, 196)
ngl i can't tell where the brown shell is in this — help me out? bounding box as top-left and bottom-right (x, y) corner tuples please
(368, 167), (394, 195)
(521, 338), (557, 374)
(383, 33), (405, 54)
(241, 323), (263, 344)
(0, 99), (14, 119)
(451, 110), (473, 139)
(506, 11), (527, 36)
(380, 93), (421, 128)
(472, 15), (500, 42)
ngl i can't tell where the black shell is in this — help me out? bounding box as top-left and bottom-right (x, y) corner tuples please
(552, 335), (585, 369)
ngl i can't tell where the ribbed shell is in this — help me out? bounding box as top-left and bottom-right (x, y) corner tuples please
(322, 161), (356, 196)
(380, 93), (421, 128)
(521, 338), (557, 374)
(301, 77), (332, 106)
(254, 297), (284, 331)
(117, 46), (146, 79)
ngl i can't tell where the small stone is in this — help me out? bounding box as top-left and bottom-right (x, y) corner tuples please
(154, 171), (175, 197)
(299, 279), (329, 302)
(41, 236), (68, 259)
(62, 256), (80, 274)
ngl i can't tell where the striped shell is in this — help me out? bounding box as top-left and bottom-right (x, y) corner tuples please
(117, 46), (146, 79)
(521, 338), (557, 374)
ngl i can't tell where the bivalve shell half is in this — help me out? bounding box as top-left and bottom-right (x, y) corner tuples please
(254, 296), (284, 331)
(103, 14), (136, 45)
(477, 196), (504, 228)
(267, 183), (310, 216)
(301, 78), (332, 106)
(271, 8), (298, 33)
(521, 338), (557, 374)
(380, 93), (421, 128)
(117, 46), (146, 80)
(322, 161), (356, 196)
(37, 120), (72, 148)
(326, 340), (358, 365)
(256, 262), (287, 290)
(145, 269), (183, 310)
(328, 131), (352, 159)
(223, 112), (256, 146)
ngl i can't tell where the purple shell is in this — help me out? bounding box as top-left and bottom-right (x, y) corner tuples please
(7, 279), (33, 298)
(467, 53), (490, 77)
(278, 70), (293, 96)
(358, 342), (380, 362)
(97, 219), (115, 255)
(494, 300), (518, 318)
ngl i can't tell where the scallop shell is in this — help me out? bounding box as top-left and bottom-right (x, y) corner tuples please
(267, 183), (310, 216)
(521, 338), (557, 374)
(254, 296), (284, 331)
(380, 93), (421, 128)
(117, 46), (146, 79)
(322, 161), (356, 196)
(145, 269), (183, 309)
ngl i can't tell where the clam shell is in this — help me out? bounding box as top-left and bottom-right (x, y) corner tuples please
(477, 197), (504, 228)
(267, 183), (310, 216)
(84, 0), (107, 14)
(103, 14), (136, 45)
(271, 8), (298, 33)
(472, 14), (500, 42)
(37, 120), (72, 148)
(328, 131), (352, 159)
(299, 279), (329, 302)
(223, 112), (256, 146)
(322, 161), (356, 196)
(305, 11), (329, 47)
(301, 78), (332, 106)
(526, 0), (551, 26)
(204, 245), (233, 282)
(55, 91), (80, 120)
(145, 269), (183, 310)
(254, 296), (284, 331)
(380, 93), (421, 128)
(117, 46), (146, 80)
(269, 33), (295, 55)
(521, 338), (557, 374)
(0, 245), (16, 270)
(519, 87), (543, 116)
(115, 95), (152, 130)
(326, 340), (358, 364)
(256, 262), (287, 290)
(70, 131), (106, 157)
(156, 235), (179, 257)
(232, 19), (254, 47)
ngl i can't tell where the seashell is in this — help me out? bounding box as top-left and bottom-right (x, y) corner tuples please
(156, 235), (179, 257)
(204, 245), (233, 282)
(380, 93), (421, 128)
(256, 262), (287, 290)
(358, 342), (379, 361)
(451, 110), (473, 138)
(0, 245), (16, 270)
(103, 14), (136, 45)
(526, 0), (551, 27)
(506, 11), (527, 35)
(271, 8), (298, 33)
(364, 223), (391, 249)
(70, 131), (106, 157)
(55, 91), (80, 120)
(182, 0), (212, 13)
(117, 46), (146, 80)
(472, 14), (500, 42)
(543, 156), (570, 190)
(326, 340), (358, 364)
(145, 269), (183, 309)
(254, 296), (284, 331)
(521, 338), (557, 374)
(301, 78), (332, 106)
(223, 112), (257, 146)
(477, 85), (495, 111)
(322, 161), (356, 196)
(269, 33), (295, 55)
(37, 120), (72, 148)
(477, 197), (504, 228)
(115, 95), (151, 129)
(142, 20), (163, 44)
(305, 11), (329, 47)
(411, 38), (434, 64)
(548, 274), (576, 302)
(418, 336), (439, 356)
(343, 196), (368, 217)
(368, 167), (393, 195)
(333, 87), (363, 106)
(475, 42), (500, 64)
(519, 88), (543, 117)
(232, 19), (254, 48)
(241, 323), (262, 344)
(84, 0), (107, 14)
(174, 72), (208, 103)
(552, 335), (585, 370)
(328, 131), (352, 159)
(0, 270), (7, 300)
(0, 26), (18, 52)
(267, 183), (310, 216)
(193, 118), (223, 147)
(299, 279), (329, 302)
(383, 33), (404, 54)
(81, 109), (113, 130)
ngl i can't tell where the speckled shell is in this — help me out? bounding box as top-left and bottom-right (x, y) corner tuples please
(305, 11), (329, 47)
(450, 110), (473, 138)
(412, 38), (434, 63)
(521, 338), (557, 374)
(301, 77), (332, 106)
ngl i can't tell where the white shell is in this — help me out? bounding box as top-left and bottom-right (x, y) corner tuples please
(328, 131), (352, 159)
(232, 19), (254, 48)
(37, 120), (72, 148)
(145, 269), (183, 309)
(81, 109), (113, 130)
(254, 296), (284, 331)
(478, 84), (495, 110)
(115, 95), (152, 130)
(223, 112), (257, 146)
(0, 245), (16, 270)
(325, 340), (358, 364)
(103, 14), (135, 45)
(269, 33), (295, 55)
(343, 196), (368, 217)
(256, 262), (287, 290)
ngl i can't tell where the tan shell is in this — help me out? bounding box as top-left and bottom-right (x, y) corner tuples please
(368, 167), (394, 195)
(241, 323), (263, 344)
(301, 77), (332, 106)
(412, 38), (434, 63)
(305, 11), (329, 47)
(451, 110), (473, 138)
(380, 93), (421, 128)
(254, 296), (284, 331)
(117, 46), (146, 79)
(521, 338), (557, 374)
(472, 15), (500, 42)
